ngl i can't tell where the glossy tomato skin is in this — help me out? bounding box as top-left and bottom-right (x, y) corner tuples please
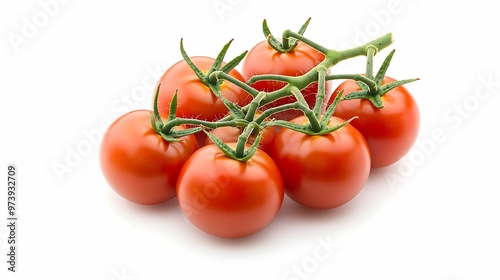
(271, 116), (371, 209)
(156, 56), (251, 121)
(100, 110), (199, 205)
(177, 144), (284, 238)
(330, 77), (420, 168)
(241, 41), (329, 121)
(204, 126), (278, 155)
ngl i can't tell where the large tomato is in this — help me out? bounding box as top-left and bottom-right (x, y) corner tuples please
(100, 110), (199, 205)
(329, 76), (420, 168)
(241, 41), (328, 121)
(155, 56), (251, 121)
(271, 116), (371, 209)
(176, 143), (284, 238)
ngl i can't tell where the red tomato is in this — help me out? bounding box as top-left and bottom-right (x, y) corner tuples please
(156, 56), (251, 146)
(177, 143), (284, 238)
(241, 41), (328, 121)
(156, 56), (251, 121)
(329, 76), (420, 168)
(100, 110), (199, 205)
(271, 116), (371, 209)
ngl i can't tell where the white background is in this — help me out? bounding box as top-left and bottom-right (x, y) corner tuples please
(1, 0), (500, 279)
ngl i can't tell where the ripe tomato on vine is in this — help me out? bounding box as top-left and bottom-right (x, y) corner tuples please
(272, 115), (371, 209)
(176, 143), (284, 238)
(100, 109), (199, 205)
(99, 18), (419, 239)
(328, 49), (420, 168)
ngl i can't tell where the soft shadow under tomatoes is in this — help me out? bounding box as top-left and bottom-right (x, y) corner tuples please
(329, 76), (420, 168)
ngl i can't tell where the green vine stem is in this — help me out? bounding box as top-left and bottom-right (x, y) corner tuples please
(264, 18), (311, 53)
(254, 102), (303, 124)
(267, 90), (356, 136)
(202, 32), (396, 140)
(342, 49), (420, 109)
(245, 91), (267, 122)
(235, 122), (260, 158)
(313, 65), (327, 118)
(157, 29), (414, 160)
(150, 84), (247, 140)
(209, 71), (260, 98)
(282, 29), (330, 55)
(365, 45), (378, 80)
(162, 118), (248, 135)
(150, 85), (202, 142)
(246, 73), (295, 86)
(204, 122), (262, 162)
(180, 38), (247, 98)
(325, 73), (377, 90)
(250, 32), (394, 109)
(209, 33), (394, 124)
(321, 89), (344, 126)
(289, 86), (321, 132)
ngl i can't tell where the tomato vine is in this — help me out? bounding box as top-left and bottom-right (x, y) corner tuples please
(101, 17), (421, 236)
(152, 18), (417, 162)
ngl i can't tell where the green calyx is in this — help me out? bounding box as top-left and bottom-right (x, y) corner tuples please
(150, 84), (249, 143)
(343, 48), (419, 109)
(150, 85), (202, 142)
(148, 19), (418, 162)
(268, 88), (355, 136)
(204, 122), (262, 162)
(202, 91), (267, 162)
(246, 33), (395, 111)
(180, 38), (247, 101)
(150, 80), (260, 161)
(263, 17), (311, 53)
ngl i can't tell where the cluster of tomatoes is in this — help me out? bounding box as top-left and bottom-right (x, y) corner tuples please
(99, 19), (420, 239)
